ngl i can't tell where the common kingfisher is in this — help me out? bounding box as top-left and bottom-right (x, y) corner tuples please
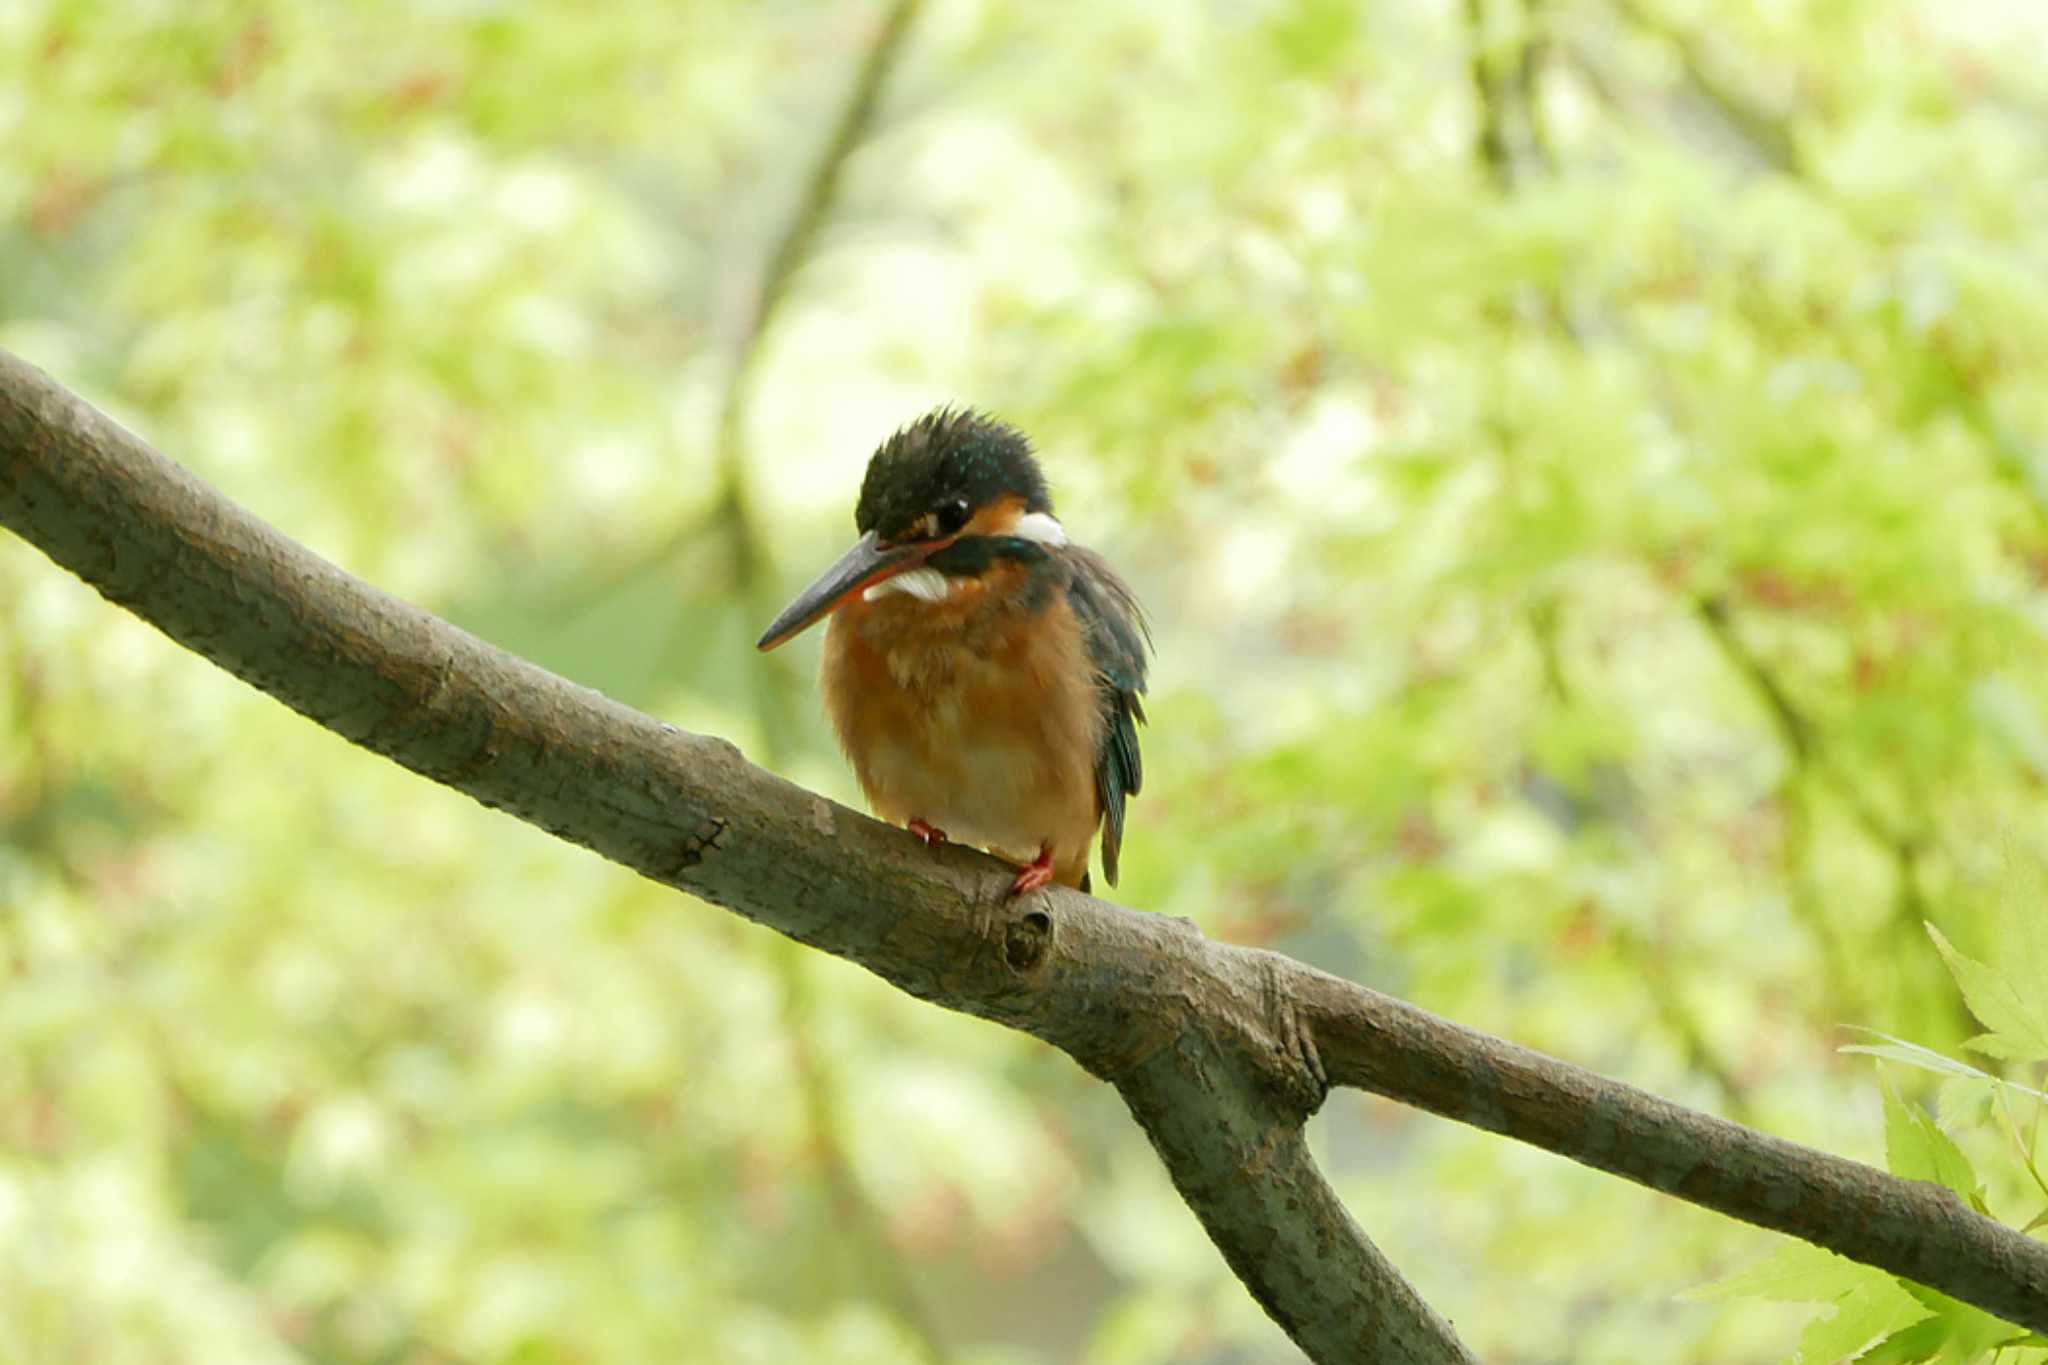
(757, 409), (1150, 897)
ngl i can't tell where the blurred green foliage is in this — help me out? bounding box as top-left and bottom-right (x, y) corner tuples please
(5, 0), (2048, 1360)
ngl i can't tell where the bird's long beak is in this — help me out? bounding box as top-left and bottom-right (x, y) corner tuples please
(756, 530), (924, 651)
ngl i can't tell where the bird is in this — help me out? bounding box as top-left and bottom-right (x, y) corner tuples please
(756, 408), (1149, 897)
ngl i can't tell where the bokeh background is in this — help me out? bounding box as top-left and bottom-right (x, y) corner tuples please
(6, 0), (2048, 1361)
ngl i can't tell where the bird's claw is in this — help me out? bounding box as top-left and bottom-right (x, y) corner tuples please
(1008, 843), (1056, 897)
(908, 819), (948, 848)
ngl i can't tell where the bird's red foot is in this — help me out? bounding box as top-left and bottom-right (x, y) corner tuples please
(907, 819), (948, 848)
(1009, 842), (1056, 897)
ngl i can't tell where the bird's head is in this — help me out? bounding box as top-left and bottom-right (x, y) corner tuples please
(756, 408), (1067, 650)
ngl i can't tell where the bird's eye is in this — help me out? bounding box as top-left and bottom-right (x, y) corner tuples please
(934, 497), (972, 537)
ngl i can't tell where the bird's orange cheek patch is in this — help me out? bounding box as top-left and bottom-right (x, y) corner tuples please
(963, 494), (1031, 539)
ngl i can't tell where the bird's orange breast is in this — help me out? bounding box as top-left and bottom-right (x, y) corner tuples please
(820, 563), (1104, 886)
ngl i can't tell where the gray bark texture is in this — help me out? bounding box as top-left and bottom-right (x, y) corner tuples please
(4, 346), (2047, 1357)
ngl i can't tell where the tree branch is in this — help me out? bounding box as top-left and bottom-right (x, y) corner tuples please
(5, 347), (2048, 1346)
(1298, 974), (2048, 1333)
(0, 349), (1468, 1360)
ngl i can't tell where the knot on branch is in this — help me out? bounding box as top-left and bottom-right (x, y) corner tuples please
(1004, 906), (1052, 972)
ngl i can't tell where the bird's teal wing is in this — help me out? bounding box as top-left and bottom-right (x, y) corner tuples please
(1065, 546), (1149, 888)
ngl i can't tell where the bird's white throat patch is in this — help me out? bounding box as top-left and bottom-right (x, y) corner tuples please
(865, 567), (952, 604)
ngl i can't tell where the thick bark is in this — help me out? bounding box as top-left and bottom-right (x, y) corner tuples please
(5, 347), (2048, 1350)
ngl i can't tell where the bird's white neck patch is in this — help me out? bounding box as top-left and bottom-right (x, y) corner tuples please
(1012, 512), (1068, 547)
(864, 567), (952, 604)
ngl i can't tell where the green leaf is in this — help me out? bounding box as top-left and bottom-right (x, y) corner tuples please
(1690, 1243), (1929, 1364)
(1839, 1029), (2048, 1103)
(1797, 1277), (1933, 1365)
(1687, 1241), (1887, 1305)
(1882, 1079), (1979, 1201)
(1926, 922), (2048, 1063)
(1864, 1284), (2033, 1362)
(1840, 1029), (2001, 1084)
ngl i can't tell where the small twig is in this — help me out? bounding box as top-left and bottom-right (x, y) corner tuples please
(1607, 0), (1799, 174)
(1515, 0), (1555, 173)
(1464, 0), (1515, 189)
(1694, 597), (1983, 1045)
(1695, 598), (1911, 862)
(1694, 604), (1938, 900)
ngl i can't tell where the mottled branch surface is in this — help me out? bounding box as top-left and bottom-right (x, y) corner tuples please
(5, 348), (2048, 1352)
